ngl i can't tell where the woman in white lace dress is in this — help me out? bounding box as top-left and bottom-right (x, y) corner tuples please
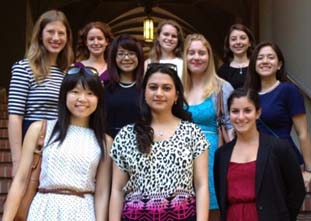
(3, 66), (112, 221)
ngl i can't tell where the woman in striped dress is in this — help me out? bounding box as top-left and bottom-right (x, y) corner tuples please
(7, 10), (74, 176)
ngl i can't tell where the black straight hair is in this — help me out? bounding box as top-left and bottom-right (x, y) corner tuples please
(48, 69), (107, 156)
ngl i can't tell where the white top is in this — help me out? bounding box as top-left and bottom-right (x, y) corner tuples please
(145, 57), (183, 79)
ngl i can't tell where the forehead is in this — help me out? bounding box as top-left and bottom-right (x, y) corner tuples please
(230, 29), (248, 37)
(87, 28), (104, 36)
(231, 97), (255, 107)
(44, 21), (66, 31)
(147, 72), (175, 84)
(161, 24), (177, 33)
(258, 46), (277, 55)
(189, 40), (206, 50)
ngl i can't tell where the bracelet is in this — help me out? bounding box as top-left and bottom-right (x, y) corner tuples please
(304, 165), (311, 173)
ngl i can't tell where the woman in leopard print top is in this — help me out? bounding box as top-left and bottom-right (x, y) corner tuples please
(109, 63), (210, 221)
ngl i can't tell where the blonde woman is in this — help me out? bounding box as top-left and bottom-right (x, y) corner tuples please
(144, 19), (184, 78)
(8, 10), (74, 175)
(182, 34), (234, 220)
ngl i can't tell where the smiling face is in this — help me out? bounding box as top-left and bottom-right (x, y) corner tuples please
(66, 83), (98, 125)
(157, 24), (178, 53)
(116, 47), (138, 75)
(229, 29), (251, 56)
(255, 46), (282, 79)
(145, 72), (178, 115)
(86, 27), (108, 57)
(186, 40), (209, 75)
(42, 20), (67, 55)
(229, 96), (260, 135)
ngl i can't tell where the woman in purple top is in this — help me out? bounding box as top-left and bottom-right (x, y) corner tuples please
(75, 21), (113, 82)
(245, 41), (311, 186)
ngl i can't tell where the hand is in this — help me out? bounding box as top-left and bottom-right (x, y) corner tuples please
(302, 171), (311, 190)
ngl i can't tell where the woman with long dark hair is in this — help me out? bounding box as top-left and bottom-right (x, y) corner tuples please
(109, 63), (209, 220)
(245, 41), (311, 186)
(3, 67), (112, 220)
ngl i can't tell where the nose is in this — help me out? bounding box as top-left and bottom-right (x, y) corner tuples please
(155, 88), (163, 96)
(52, 32), (60, 41)
(94, 38), (98, 44)
(77, 93), (86, 102)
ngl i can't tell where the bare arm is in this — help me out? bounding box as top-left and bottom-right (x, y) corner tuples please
(194, 150), (209, 221)
(2, 121), (42, 221)
(292, 113), (311, 186)
(95, 135), (113, 221)
(8, 114), (24, 176)
(109, 162), (129, 221)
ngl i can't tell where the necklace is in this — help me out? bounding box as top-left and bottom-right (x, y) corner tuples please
(118, 81), (136, 88)
(259, 80), (280, 95)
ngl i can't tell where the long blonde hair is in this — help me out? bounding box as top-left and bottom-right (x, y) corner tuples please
(182, 33), (223, 99)
(26, 10), (74, 81)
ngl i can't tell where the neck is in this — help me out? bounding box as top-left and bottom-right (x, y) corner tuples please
(70, 117), (89, 128)
(49, 53), (58, 66)
(151, 111), (177, 125)
(87, 54), (106, 63)
(120, 72), (134, 83)
(236, 128), (259, 144)
(231, 54), (249, 67)
(160, 49), (176, 60)
(260, 76), (278, 92)
(190, 72), (208, 88)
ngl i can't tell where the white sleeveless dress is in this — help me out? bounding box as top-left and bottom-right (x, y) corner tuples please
(27, 120), (101, 220)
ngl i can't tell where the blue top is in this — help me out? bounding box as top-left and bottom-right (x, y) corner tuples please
(187, 80), (233, 210)
(257, 82), (305, 163)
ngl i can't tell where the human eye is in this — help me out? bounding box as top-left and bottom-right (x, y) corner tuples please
(171, 34), (177, 39)
(230, 36), (237, 41)
(129, 51), (136, 57)
(230, 109), (239, 114)
(148, 84), (158, 90)
(163, 85), (172, 91)
(257, 55), (264, 60)
(58, 31), (66, 37)
(187, 50), (195, 56)
(117, 52), (124, 57)
(87, 90), (95, 96)
(198, 50), (207, 56)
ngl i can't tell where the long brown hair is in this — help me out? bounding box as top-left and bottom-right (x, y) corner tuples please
(26, 10), (74, 81)
(149, 19), (184, 61)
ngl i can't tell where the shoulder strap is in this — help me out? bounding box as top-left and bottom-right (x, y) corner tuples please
(217, 89), (225, 118)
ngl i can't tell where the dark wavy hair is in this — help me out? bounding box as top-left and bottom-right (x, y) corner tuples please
(107, 34), (144, 91)
(149, 19), (184, 61)
(75, 21), (113, 61)
(223, 23), (256, 63)
(48, 68), (107, 156)
(227, 88), (260, 112)
(244, 41), (287, 92)
(134, 63), (192, 154)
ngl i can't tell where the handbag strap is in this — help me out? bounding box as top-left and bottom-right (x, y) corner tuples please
(216, 89), (225, 124)
(35, 120), (47, 153)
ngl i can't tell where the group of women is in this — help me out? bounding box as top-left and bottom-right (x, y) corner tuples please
(2, 8), (310, 221)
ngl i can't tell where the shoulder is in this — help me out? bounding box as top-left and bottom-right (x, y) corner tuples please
(104, 134), (113, 151)
(12, 59), (31, 72)
(218, 63), (230, 72)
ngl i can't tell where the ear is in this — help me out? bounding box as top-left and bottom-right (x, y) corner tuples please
(277, 61), (283, 70)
